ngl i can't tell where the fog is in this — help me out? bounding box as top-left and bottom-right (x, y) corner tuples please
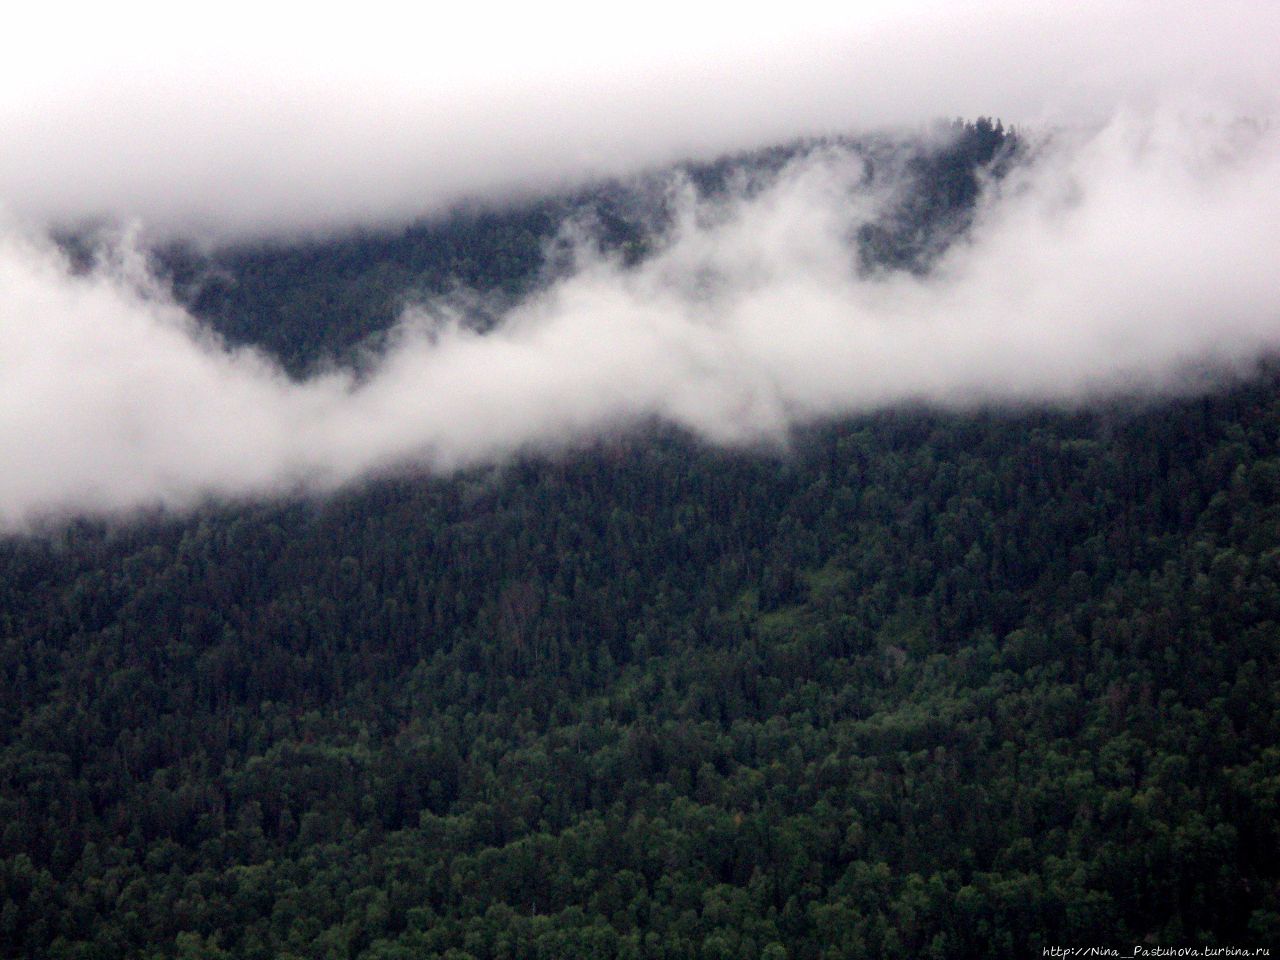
(1, 1), (1278, 526)
(1, 102), (1277, 528)
(3, 1), (1276, 236)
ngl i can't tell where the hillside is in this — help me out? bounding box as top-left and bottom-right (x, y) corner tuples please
(4, 121), (1279, 959)
(142, 119), (1012, 376)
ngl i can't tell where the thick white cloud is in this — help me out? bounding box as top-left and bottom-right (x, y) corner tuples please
(0, 1), (1277, 526)
(1, 107), (1277, 528)
(2, 0), (1276, 236)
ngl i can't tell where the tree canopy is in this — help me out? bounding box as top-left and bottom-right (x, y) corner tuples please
(10, 121), (1277, 958)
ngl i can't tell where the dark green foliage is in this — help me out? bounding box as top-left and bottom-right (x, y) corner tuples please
(156, 201), (567, 377)
(3, 372), (1280, 957)
(14, 120), (1276, 957)
(857, 117), (1019, 273)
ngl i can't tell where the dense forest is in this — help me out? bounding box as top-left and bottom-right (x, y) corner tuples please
(6, 121), (1279, 958)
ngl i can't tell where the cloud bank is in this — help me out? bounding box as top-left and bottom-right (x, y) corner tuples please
(1, 2), (1278, 526)
(1, 107), (1277, 528)
(3, 1), (1277, 236)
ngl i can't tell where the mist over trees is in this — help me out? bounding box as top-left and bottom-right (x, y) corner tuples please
(141, 120), (1015, 377)
(13, 111), (1277, 527)
(3, 121), (1279, 958)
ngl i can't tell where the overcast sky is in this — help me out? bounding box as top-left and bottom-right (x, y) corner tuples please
(1, 0), (1278, 527)
(3, 0), (1276, 235)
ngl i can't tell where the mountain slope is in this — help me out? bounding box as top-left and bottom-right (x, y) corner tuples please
(140, 119), (1016, 377)
(2, 375), (1279, 957)
(7, 120), (1279, 958)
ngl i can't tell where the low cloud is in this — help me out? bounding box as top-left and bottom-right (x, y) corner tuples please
(3, 1), (1276, 237)
(1, 106), (1277, 528)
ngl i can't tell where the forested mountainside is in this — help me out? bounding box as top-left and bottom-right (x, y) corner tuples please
(6, 120), (1279, 959)
(147, 118), (1012, 376)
